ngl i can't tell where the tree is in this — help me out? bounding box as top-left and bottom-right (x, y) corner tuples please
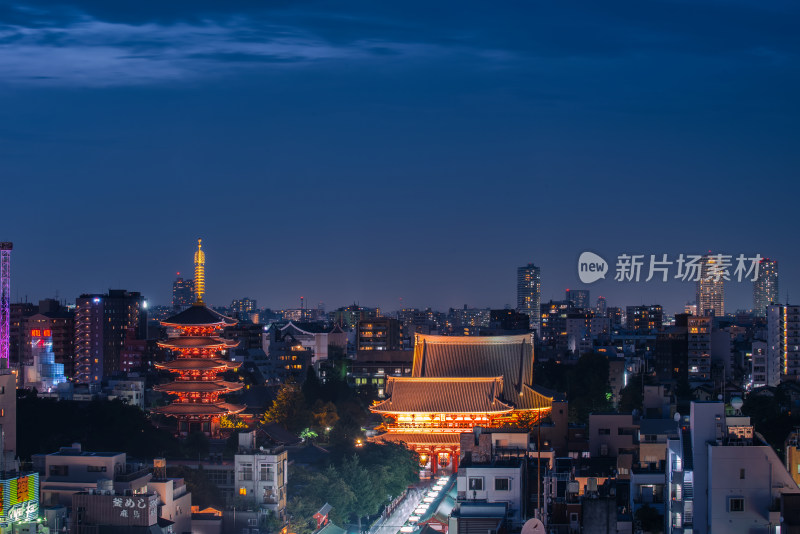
(618, 372), (644, 413)
(339, 454), (382, 532)
(311, 400), (339, 433)
(262, 381), (311, 433)
(183, 431), (210, 459)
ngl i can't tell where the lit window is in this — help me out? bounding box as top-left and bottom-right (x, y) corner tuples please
(239, 487), (247, 496)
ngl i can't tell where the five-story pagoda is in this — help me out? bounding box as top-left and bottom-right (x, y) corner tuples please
(153, 240), (245, 437)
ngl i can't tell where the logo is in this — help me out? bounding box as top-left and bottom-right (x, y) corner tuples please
(578, 252), (608, 284)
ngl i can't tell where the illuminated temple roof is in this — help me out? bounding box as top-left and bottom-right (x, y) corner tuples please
(371, 433), (462, 446)
(371, 377), (513, 414)
(409, 333), (552, 410)
(154, 359), (239, 371)
(158, 337), (239, 349)
(161, 303), (238, 328)
(154, 380), (244, 393)
(153, 402), (246, 417)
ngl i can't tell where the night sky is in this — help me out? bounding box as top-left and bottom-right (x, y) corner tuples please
(2, 1), (798, 313)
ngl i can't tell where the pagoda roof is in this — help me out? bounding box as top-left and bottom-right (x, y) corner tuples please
(162, 304), (237, 327)
(154, 358), (239, 371)
(153, 380), (244, 393)
(412, 334), (535, 402)
(153, 402), (245, 417)
(369, 432), (462, 446)
(371, 377), (513, 414)
(158, 337), (239, 349)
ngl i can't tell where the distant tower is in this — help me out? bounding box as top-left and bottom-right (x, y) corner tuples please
(753, 258), (778, 317)
(0, 242), (12, 369)
(517, 264), (541, 332)
(194, 239), (205, 303)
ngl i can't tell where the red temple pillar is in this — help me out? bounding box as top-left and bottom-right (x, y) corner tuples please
(431, 449), (438, 475)
(452, 452), (458, 473)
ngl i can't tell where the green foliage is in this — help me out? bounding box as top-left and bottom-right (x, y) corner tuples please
(220, 414), (247, 429)
(17, 395), (181, 461)
(300, 428), (319, 441)
(535, 352), (613, 423)
(742, 388), (800, 456)
(311, 400), (339, 433)
(618, 372), (644, 413)
(262, 381), (311, 433)
(287, 443), (419, 531)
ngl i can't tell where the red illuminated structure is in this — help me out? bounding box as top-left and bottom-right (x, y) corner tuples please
(153, 240), (245, 436)
(370, 334), (554, 474)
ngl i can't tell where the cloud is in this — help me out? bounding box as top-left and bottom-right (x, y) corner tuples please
(0, 9), (513, 87)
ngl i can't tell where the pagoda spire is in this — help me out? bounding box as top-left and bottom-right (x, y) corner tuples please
(194, 238), (205, 304)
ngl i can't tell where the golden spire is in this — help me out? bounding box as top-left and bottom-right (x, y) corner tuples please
(194, 238), (205, 304)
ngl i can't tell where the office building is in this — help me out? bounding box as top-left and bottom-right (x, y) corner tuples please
(566, 289), (590, 310)
(172, 274), (194, 313)
(517, 263), (541, 332)
(22, 300), (74, 377)
(595, 296), (607, 317)
(697, 255), (725, 317)
(74, 290), (147, 385)
(753, 258), (778, 317)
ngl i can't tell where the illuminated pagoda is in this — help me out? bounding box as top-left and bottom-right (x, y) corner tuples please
(153, 240), (245, 437)
(370, 333), (554, 474)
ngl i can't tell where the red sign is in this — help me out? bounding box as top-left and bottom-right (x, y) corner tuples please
(30, 329), (52, 338)
(30, 330), (41, 337)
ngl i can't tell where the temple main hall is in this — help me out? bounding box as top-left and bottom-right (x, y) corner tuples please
(370, 333), (554, 474)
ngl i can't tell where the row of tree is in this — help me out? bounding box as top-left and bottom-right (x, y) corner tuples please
(287, 443), (419, 534)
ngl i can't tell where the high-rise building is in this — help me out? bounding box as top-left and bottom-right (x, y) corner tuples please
(626, 305), (663, 333)
(171, 274), (194, 312)
(565, 289), (590, 310)
(753, 258), (778, 317)
(22, 299), (74, 378)
(697, 254), (725, 317)
(767, 304), (800, 382)
(688, 316), (712, 381)
(516, 264), (541, 332)
(74, 290), (147, 385)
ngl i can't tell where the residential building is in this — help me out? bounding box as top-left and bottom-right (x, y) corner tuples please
(230, 298), (257, 322)
(233, 431), (288, 521)
(36, 444), (152, 509)
(753, 258), (779, 317)
(697, 255), (725, 317)
(21, 300), (74, 377)
(666, 402), (800, 534)
(767, 304), (800, 382)
(588, 413), (639, 458)
(786, 430), (800, 488)
(148, 459), (192, 534)
(71, 485), (162, 534)
(356, 317), (402, 351)
(517, 263), (541, 332)
(688, 316), (712, 381)
(750, 340), (779, 388)
(74, 290), (147, 385)
(626, 305), (663, 333)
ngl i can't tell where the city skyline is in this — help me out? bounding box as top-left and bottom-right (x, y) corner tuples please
(3, 0), (799, 314)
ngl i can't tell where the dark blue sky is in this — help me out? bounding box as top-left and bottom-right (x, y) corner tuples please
(1, 0), (798, 313)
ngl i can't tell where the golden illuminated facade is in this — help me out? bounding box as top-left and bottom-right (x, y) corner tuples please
(152, 240), (244, 437)
(194, 239), (206, 304)
(370, 334), (553, 474)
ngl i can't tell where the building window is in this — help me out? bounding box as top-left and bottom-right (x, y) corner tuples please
(739, 468), (745, 479)
(728, 497), (745, 512)
(598, 428), (610, 435)
(494, 477), (510, 491)
(260, 465), (274, 481)
(87, 466), (107, 472)
(468, 477), (483, 491)
(239, 487), (247, 496)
